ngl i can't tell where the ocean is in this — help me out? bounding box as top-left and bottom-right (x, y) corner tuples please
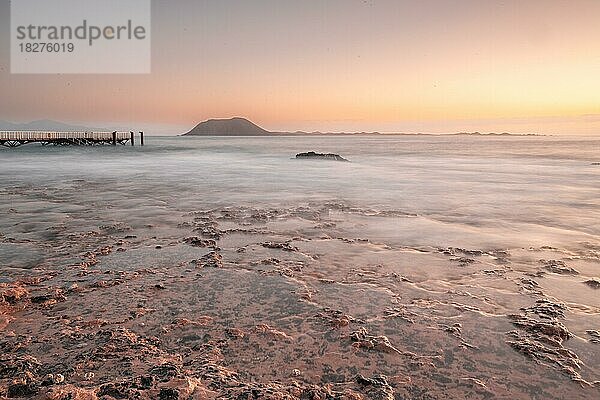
(0, 135), (599, 398)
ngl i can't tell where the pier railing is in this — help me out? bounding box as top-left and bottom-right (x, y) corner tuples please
(0, 131), (130, 141)
(0, 131), (143, 147)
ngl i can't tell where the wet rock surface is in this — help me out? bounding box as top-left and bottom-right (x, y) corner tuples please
(505, 299), (592, 383)
(0, 197), (599, 399)
(542, 259), (580, 275)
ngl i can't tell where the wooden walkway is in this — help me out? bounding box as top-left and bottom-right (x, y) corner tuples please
(0, 131), (144, 148)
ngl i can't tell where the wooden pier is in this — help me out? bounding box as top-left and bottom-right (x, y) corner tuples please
(0, 131), (144, 148)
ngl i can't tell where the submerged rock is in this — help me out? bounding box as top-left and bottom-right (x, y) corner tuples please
(356, 374), (395, 400)
(0, 355), (41, 379)
(506, 299), (585, 382)
(350, 327), (402, 354)
(521, 299), (567, 319)
(506, 330), (582, 376)
(191, 251), (223, 268)
(584, 279), (600, 289)
(316, 309), (360, 329)
(260, 241), (298, 252)
(541, 259), (579, 275)
(7, 380), (39, 397)
(508, 314), (571, 341)
(587, 330), (600, 344)
(159, 387), (179, 399)
(0, 284), (28, 305)
(254, 324), (292, 340)
(183, 236), (217, 248)
(29, 289), (66, 308)
(150, 363), (181, 382)
(295, 151), (349, 162)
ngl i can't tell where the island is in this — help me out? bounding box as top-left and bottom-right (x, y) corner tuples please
(182, 117), (271, 136)
(181, 117), (543, 137)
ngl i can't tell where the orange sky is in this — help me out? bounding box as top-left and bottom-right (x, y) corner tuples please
(0, 0), (599, 135)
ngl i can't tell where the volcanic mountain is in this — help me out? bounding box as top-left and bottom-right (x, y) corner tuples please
(182, 117), (271, 136)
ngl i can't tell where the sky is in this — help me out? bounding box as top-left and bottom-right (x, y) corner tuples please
(0, 0), (599, 135)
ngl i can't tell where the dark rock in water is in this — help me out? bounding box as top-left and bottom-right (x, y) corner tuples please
(521, 299), (567, 319)
(584, 279), (600, 289)
(261, 241), (298, 252)
(356, 374), (389, 387)
(159, 387), (180, 400)
(183, 236), (217, 248)
(505, 298), (584, 380)
(295, 151), (349, 162)
(0, 355), (41, 379)
(587, 330), (600, 343)
(350, 327), (402, 354)
(98, 383), (136, 399)
(150, 362), (181, 382)
(7, 381), (39, 397)
(541, 259), (579, 275)
(356, 374), (395, 399)
(191, 251), (223, 268)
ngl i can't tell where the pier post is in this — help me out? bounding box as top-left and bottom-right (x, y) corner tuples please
(139, 131), (144, 146)
(130, 131), (135, 146)
(112, 132), (117, 146)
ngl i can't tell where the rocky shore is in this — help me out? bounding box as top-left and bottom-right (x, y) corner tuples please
(1, 198), (599, 399)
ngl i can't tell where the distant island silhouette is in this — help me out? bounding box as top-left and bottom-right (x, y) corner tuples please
(182, 117), (542, 136)
(183, 117), (271, 136)
(0, 119), (104, 132)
